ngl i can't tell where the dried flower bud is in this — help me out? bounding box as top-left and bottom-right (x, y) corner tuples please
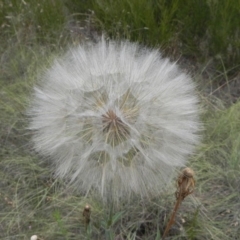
(83, 204), (91, 225)
(163, 167), (196, 239)
(176, 167), (195, 200)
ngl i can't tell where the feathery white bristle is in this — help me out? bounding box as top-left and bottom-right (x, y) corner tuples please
(29, 39), (201, 203)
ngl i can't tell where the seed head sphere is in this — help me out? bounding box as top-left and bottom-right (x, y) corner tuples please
(29, 39), (200, 203)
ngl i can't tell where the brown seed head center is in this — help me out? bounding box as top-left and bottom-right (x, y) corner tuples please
(102, 109), (130, 145)
(102, 109), (124, 131)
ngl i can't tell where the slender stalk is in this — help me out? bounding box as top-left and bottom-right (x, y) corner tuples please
(162, 194), (183, 239)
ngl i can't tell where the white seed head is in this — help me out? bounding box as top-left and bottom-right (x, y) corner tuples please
(29, 39), (200, 203)
(30, 235), (38, 240)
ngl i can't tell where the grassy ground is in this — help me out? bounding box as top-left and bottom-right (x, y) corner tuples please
(80, 0), (240, 74)
(1, 1), (240, 239)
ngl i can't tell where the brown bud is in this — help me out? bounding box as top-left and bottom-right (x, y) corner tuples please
(176, 167), (195, 200)
(83, 204), (91, 226)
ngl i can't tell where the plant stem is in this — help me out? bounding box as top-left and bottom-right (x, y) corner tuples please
(162, 196), (183, 239)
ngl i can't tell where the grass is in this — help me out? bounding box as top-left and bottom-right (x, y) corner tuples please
(78, 0), (240, 74)
(2, 0), (240, 73)
(0, 0), (65, 42)
(0, 0), (240, 239)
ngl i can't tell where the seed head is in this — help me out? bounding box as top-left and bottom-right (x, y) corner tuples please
(29, 39), (201, 203)
(30, 235), (38, 240)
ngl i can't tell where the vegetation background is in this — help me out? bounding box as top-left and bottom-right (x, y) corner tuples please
(0, 0), (240, 239)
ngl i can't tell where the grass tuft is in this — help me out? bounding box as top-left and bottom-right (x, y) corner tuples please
(74, 0), (240, 74)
